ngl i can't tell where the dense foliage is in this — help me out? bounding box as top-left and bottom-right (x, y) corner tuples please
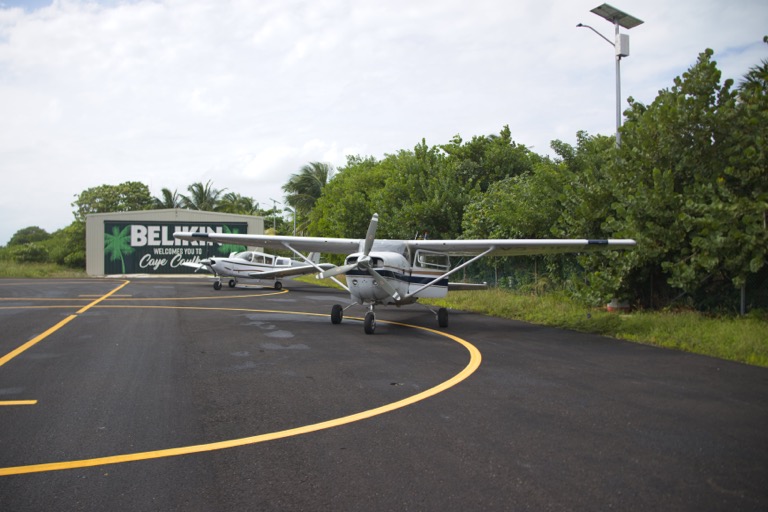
(2, 43), (766, 313)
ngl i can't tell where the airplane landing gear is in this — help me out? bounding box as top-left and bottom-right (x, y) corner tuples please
(274, 281), (283, 290)
(213, 280), (222, 290)
(331, 304), (343, 324)
(437, 307), (448, 328)
(364, 311), (376, 335)
(228, 279), (237, 288)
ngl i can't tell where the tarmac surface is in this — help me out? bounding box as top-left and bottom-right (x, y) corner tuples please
(0, 277), (766, 511)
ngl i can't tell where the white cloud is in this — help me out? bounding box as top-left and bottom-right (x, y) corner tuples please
(0, 0), (766, 243)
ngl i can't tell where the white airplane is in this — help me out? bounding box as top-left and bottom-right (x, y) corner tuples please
(182, 250), (334, 290)
(175, 214), (636, 334)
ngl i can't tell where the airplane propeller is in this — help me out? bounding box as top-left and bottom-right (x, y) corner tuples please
(317, 213), (401, 302)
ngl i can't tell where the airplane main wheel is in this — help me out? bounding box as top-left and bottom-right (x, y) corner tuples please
(331, 304), (343, 324)
(228, 280), (236, 288)
(364, 311), (376, 334)
(274, 281), (283, 290)
(213, 281), (222, 290)
(437, 307), (449, 328)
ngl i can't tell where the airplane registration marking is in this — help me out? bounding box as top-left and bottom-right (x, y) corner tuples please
(0, 305), (482, 476)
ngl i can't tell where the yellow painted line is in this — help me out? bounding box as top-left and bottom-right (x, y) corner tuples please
(79, 294), (133, 298)
(0, 311), (481, 476)
(0, 281), (131, 367)
(0, 400), (37, 406)
(75, 280), (130, 314)
(104, 289), (290, 301)
(0, 290), (286, 303)
(0, 315), (78, 368)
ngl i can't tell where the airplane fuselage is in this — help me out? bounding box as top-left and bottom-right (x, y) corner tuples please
(343, 250), (449, 306)
(207, 251), (292, 281)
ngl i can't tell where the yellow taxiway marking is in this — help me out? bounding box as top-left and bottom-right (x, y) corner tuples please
(0, 308), (481, 477)
(0, 290), (287, 302)
(0, 400), (37, 406)
(0, 281), (131, 368)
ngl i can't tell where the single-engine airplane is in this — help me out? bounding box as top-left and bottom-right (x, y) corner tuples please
(174, 214), (635, 334)
(182, 250), (334, 290)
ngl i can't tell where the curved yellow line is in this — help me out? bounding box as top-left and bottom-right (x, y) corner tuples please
(0, 311), (481, 476)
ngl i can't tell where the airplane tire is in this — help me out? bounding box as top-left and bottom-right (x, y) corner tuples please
(228, 280), (236, 288)
(331, 304), (343, 324)
(213, 281), (222, 290)
(274, 281), (283, 290)
(364, 312), (376, 334)
(438, 307), (449, 328)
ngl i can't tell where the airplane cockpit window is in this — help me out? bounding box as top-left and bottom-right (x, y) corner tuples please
(415, 250), (450, 271)
(235, 251), (252, 261)
(276, 258), (291, 266)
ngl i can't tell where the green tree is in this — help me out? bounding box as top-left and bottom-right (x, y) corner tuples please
(373, 140), (468, 239)
(180, 180), (225, 211)
(217, 192), (259, 215)
(72, 181), (154, 222)
(440, 125), (539, 193)
(153, 188), (182, 209)
(44, 223), (85, 268)
(283, 162), (335, 231)
(308, 156), (384, 239)
(596, 47), (767, 310)
(8, 226), (50, 246)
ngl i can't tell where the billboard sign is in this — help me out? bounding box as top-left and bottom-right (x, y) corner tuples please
(103, 221), (248, 274)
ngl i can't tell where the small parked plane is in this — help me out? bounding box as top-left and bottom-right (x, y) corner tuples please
(182, 250), (334, 290)
(175, 214), (636, 333)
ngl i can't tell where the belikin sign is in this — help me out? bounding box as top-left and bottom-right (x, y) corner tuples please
(103, 221), (247, 275)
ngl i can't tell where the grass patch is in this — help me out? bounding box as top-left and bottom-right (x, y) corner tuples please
(299, 277), (768, 367)
(0, 261), (87, 279)
(424, 289), (768, 368)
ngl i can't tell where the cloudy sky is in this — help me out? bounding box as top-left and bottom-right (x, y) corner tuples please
(0, 0), (766, 244)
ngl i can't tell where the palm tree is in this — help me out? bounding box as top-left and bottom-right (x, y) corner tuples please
(282, 162), (335, 226)
(153, 188), (183, 209)
(180, 180), (225, 211)
(218, 192), (259, 215)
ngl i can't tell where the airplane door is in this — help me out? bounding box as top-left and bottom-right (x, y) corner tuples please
(408, 250), (450, 298)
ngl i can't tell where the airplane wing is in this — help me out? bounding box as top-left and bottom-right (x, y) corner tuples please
(404, 238), (637, 256)
(174, 231), (636, 257)
(173, 232), (361, 254)
(248, 263), (335, 280)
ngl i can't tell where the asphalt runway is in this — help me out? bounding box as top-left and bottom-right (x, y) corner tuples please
(0, 278), (766, 511)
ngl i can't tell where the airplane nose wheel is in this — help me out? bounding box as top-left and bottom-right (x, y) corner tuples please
(364, 311), (376, 335)
(213, 280), (222, 290)
(331, 304), (344, 324)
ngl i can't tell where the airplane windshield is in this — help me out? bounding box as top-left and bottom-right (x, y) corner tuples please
(234, 251), (252, 261)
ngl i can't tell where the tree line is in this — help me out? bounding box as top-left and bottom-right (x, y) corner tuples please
(2, 43), (766, 312)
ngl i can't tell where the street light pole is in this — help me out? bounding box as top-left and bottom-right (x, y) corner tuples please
(269, 197), (281, 232)
(578, 4), (643, 147)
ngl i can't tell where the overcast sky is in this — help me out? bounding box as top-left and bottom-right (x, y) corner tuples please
(0, 0), (766, 244)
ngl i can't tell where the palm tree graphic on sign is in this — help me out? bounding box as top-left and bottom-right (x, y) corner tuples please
(104, 225), (134, 274)
(216, 225), (246, 255)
